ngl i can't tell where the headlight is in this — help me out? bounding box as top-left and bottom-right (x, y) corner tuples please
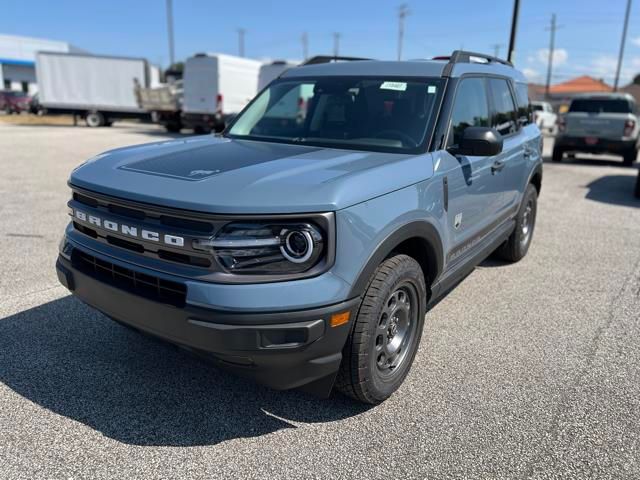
(193, 221), (326, 275)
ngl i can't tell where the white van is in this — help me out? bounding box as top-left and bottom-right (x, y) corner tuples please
(258, 61), (298, 91)
(182, 53), (261, 132)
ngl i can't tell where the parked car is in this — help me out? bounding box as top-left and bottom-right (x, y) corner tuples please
(0, 90), (32, 114)
(553, 93), (639, 165)
(531, 101), (557, 132)
(56, 51), (542, 404)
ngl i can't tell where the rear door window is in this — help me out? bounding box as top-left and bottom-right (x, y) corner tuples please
(449, 77), (490, 146)
(488, 78), (518, 136)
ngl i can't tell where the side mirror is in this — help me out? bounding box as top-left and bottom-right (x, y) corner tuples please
(449, 126), (503, 157)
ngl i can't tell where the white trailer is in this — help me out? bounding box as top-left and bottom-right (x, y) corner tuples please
(182, 53), (261, 133)
(35, 51), (152, 127)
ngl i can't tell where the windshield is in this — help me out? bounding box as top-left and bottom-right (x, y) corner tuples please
(227, 76), (443, 153)
(569, 98), (632, 114)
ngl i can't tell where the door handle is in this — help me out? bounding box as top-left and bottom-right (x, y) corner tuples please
(491, 160), (505, 173)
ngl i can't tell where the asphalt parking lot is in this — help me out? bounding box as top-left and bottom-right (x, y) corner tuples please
(1, 122), (639, 479)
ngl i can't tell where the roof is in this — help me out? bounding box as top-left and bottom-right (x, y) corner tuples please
(549, 75), (612, 94)
(282, 58), (526, 82)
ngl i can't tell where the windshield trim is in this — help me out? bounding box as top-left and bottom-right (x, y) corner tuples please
(223, 75), (445, 155)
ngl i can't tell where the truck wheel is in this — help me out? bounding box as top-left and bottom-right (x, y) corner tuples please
(335, 254), (426, 404)
(165, 123), (182, 133)
(85, 111), (105, 127)
(496, 183), (538, 262)
(552, 146), (564, 162)
(623, 148), (637, 166)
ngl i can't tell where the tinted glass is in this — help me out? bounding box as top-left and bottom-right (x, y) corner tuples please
(228, 77), (443, 153)
(532, 104), (543, 111)
(489, 78), (517, 135)
(449, 77), (489, 146)
(514, 82), (531, 126)
(569, 99), (632, 113)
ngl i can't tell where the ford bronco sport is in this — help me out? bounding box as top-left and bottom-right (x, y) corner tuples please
(553, 93), (639, 165)
(56, 51), (542, 404)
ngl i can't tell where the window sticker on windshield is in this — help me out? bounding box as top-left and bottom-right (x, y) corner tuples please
(427, 85), (437, 94)
(380, 81), (407, 91)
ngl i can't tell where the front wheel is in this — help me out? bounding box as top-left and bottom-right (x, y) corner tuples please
(552, 146), (564, 162)
(335, 254), (426, 404)
(495, 183), (538, 262)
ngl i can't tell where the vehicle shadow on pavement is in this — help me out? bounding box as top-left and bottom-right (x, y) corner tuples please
(543, 155), (634, 169)
(0, 296), (370, 446)
(585, 174), (640, 208)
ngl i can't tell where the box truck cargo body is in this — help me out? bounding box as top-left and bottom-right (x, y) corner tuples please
(182, 53), (261, 132)
(35, 52), (151, 127)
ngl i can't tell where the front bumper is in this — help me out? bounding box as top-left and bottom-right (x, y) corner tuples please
(555, 135), (637, 154)
(56, 245), (359, 393)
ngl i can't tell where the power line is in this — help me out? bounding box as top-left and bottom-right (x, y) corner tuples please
(614, 0), (633, 90)
(397, 4), (410, 61)
(237, 28), (246, 57)
(333, 32), (341, 57)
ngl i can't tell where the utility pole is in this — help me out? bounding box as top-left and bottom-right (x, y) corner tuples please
(333, 32), (341, 57)
(507, 0), (520, 63)
(237, 28), (246, 57)
(166, 0), (175, 67)
(614, 0), (633, 91)
(545, 14), (559, 99)
(397, 4), (410, 61)
(302, 32), (309, 60)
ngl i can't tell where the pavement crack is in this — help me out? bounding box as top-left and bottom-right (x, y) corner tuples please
(523, 253), (640, 478)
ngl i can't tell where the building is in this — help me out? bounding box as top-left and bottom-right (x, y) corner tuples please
(0, 34), (83, 94)
(528, 76), (614, 111)
(621, 83), (640, 105)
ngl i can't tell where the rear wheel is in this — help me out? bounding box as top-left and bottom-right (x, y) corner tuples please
(623, 148), (637, 166)
(335, 254), (426, 404)
(635, 170), (640, 199)
(85, 111), (105, 128)
(495, 183), (538, 262)
(552, 146), (564, 162)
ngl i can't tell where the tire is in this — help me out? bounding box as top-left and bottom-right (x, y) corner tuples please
(623, 148), (637, 166)
(552, 146), (564, 162)
(85, 111), (105, 128)
(496, 183), (538, 262)
(335, 254), (427, 404)
(635, 171), (640, 199)
(165, 123), (182, 133)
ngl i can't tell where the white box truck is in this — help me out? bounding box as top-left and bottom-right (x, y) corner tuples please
(181, 53), (261, 133)
(35, 52), (152, 127)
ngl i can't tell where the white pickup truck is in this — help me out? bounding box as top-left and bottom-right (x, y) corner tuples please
(553, 93), (639, 165)
(531, 101), (557, 133)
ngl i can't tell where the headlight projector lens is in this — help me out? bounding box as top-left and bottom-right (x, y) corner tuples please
(281, 229), (314, 263)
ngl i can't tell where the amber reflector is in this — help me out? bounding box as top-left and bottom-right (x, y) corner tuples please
(330, 311), (351, 327)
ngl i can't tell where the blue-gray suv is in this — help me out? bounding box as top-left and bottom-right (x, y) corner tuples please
(56, 51), (543, 404)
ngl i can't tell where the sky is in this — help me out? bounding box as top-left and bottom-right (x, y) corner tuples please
(2, 0), (640, 85)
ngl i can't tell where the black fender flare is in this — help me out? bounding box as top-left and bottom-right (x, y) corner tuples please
(348, 220), (444, 299)
(527, 162), (543, 195)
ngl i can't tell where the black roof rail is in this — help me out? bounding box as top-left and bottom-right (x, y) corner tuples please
(301, 55), (372, 66)
(441, 50), (513, 76)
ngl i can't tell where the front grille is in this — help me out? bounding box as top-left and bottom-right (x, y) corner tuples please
(73, 191), (213, 233)
(70, 188), (216, 269)
(72, 250), (187, 307)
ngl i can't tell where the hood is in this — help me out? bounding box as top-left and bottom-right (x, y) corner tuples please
(70, 136), (435, 214)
